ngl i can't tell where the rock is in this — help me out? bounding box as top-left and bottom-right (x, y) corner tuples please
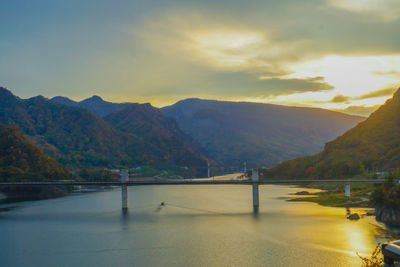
(375, 207), (400, 226)
(348, 213), (360, 220)
(365, 211), (375, 216)
(294, 191), (311, 195)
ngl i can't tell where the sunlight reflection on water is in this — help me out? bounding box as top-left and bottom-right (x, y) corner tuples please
(0, 176), (390, 267)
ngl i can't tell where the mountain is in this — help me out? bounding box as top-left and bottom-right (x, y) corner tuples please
(104, 103), (207, 154)
(0, 124), (69, 182)
(261, 88), (400, 179)
(105, 103), (208, 159)
(162, 98), (365, 171)
(0, 87), (208, 172)
(52, 95), (130, 117)
(50, 96), (79, 107)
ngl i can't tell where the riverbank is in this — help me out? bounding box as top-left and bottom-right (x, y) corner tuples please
(288, 183), (374, 208)
(0, 185), (120, 205)
(0, 186), (70, 204)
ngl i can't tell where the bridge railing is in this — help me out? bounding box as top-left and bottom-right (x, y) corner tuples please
(0, 179), (386, 187)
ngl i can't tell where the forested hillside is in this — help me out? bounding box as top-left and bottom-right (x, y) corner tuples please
(0, 124), (69, 182)
(51, 93), (363, 172)
(261, 88), (400, 179)
(162, 98), (364, 171)
(105, 103), (209, 168)
(0, 87), (208, 172)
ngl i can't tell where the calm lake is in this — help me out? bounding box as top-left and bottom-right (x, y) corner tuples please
(0, 175), (391, 267)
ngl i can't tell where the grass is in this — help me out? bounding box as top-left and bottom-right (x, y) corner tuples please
(289, 194), (362, 206)
(288, 183), (378, 207)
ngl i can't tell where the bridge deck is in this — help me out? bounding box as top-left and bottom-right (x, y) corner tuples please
(0, 179), (385, 187)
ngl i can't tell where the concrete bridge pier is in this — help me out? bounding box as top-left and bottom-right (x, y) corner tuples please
(121, 170), (129, 213)
(345, 183), (351, 197)
(252, 169), (259, 212)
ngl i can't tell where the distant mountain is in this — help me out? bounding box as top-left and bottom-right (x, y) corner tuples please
(162, 98), (365, 171)
(105, 103), (208, 159)
(51, 96), (79, 107)
(0, 87), (208, 172)
(261, 88), (400, 179)
(52, 95), (130, 117)
(0, 124), (69, 182)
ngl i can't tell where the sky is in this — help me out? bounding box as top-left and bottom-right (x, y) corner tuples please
(1, 0), (400, 116)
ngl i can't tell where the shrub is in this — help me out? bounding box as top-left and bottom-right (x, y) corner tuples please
(357, 244), (384, 267)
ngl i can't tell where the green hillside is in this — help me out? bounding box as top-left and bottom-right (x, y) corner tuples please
(0, 87), (208, 172)
(261, 88), (400, 180)
(105, 103), (209, 169)
(0, 124), (69, 182)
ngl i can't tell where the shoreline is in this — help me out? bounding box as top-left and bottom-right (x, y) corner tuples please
(0, 186), (118, 206)
(287, 183), (374, 208)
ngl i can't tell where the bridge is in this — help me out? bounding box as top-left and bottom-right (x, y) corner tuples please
(0, 169), (385, 212)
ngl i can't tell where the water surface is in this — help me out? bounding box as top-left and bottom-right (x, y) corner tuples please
(0, 178), (388, 266)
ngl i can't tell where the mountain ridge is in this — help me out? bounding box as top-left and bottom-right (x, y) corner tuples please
(162, 98), (365, 170)
(0, 87), (209, 173)
(52, 95), (131, 117)
(51, 92), (364, 171)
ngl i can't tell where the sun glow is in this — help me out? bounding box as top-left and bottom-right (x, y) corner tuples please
(287, 55), (400, 97)
(186, 30), (267, 70)
(193, 31), (264, 50)
(184, 28), (400, 110)
(139, 14), (400, 116)
(252, 55), (399, 112)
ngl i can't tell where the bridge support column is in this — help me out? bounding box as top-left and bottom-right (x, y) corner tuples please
(345, 184), (350, 197)
(252, 169), (259, 212)
(207, 160), (210, 178)
(253, 184), (259, 212)
(121, 170), (129, 212)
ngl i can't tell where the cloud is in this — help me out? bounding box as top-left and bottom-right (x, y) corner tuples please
(327, 0), (400, 22)
(183, 29), (309, 75)
(2, 0), (400, 110)
(356, 87), (398, 100)
(334, 105), (380, 117)
(138, 13), (316, 78)
(372, 70), (400, 79)
(251, 77), (334, 96)
(286, 55), (400, 98)
(330, 94), (350, 103)
(321, 87), (398, 104)
(131, 12), (400, 107)
(160, 72), (334, 98)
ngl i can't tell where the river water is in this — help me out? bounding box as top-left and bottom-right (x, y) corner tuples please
(0, 175), (390, 267)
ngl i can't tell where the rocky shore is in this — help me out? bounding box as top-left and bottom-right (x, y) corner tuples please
(375, 207), (400, 226)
